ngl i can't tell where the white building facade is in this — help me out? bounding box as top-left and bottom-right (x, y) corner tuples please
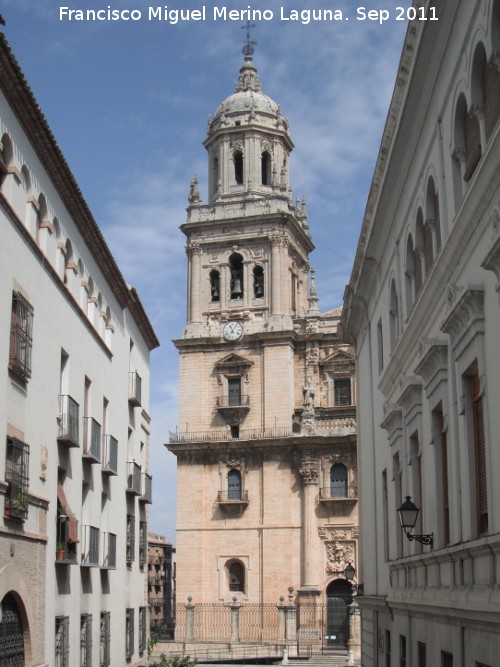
(0, 34), (159, 666)
(342, 1), (500, 666)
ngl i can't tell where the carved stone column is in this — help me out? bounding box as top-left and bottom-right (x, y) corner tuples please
(298, 453), (320, 590)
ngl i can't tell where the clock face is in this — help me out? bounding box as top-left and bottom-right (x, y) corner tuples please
(223, 321), (243, 341)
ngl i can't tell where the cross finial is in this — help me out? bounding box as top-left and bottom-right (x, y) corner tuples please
(242, 20), (256, 58)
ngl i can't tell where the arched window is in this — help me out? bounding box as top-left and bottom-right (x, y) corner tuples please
(452, 93), (468, 205)
(20, 165), (30, 195)
(210, 270), (220, 302)
(331, 463), (348, 498)
(389, 279), (399, 351)
(0, 593), (25, 663)
(233, 150), (243, 185)
(253, 266), (264, 298)
(261, 151), (271, 186)
(405, 235), (415, 313)
(425, 176), (441, 254)
(414, 211), (424, 293)
(228, 469), (242, 500)
(64, 239), (73, 286)
(0, 133), (13, 185)
(211, 155), (220, 200)
(37, 194), (48, 248)
(229, 253), (243, 299)
(228, 560), (245, 592)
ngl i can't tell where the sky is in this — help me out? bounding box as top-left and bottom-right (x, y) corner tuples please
(3, 0), (410, 541)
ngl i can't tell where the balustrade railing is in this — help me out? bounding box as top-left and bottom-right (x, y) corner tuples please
(169, 426), (293, 444)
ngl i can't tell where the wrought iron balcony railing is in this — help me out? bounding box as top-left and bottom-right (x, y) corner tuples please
(217, 490), (249, 504)
(82, 417), (101, 463)
(319, 486), (358, 502)
(126, 462), (142, 495)
(100, 532), (117, 569)
(102, 435), (118, 475)
(216, 395), (250, 408)
(169, 426), (293, 444)
(81, 525), (100, 566)
(58, 395), (80, 447)
(129, 371), (142, 407)
(140, 472), (152, 504)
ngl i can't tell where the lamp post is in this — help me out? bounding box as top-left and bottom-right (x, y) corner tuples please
(343, 563), (361, 666)
(397, 496), (433, 547)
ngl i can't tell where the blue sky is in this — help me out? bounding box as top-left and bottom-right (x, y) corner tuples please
(3, 0), (409, 541)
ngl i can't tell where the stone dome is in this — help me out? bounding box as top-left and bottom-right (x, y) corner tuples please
(213, 55), (282, 121)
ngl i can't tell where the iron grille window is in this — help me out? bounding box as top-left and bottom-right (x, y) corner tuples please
(5, 436), (29, 521)
(100, 612), (110, 667)
(125, 608), (134, 659)
(101, 532), (116, 569)
(80, 614), (92, 667)
(139, 607), (147, 654)
(127, 515), (135, 563)
(334, 378), (351, 406)
(139, 522), (147, 567)
(55, 616), (70, 667)
(9, 291), (33, 381)
(82, 525), (100, 566)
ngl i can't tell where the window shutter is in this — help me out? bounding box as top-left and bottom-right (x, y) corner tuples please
(472, 373), (488, 535)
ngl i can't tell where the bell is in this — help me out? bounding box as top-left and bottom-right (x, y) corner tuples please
(212, 286), (219, 300)
(232, 278), (242, 296)
(255, 283), (263, 298)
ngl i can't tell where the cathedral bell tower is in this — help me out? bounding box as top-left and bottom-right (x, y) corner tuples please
(183, 43), (313, 341)
(169, 40), (358, 649)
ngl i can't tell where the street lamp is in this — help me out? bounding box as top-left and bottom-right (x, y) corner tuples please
(397, 496), (433, 547)
(344, 562), (363, 595)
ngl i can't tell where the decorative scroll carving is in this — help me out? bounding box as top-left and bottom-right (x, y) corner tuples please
(325, 541), (355, 574)
(298, 453), (319, 484)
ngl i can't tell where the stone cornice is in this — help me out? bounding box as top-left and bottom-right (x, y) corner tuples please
(414, 342), (448, 392)
(380, 404), (403, 440)
(440, 288), (484, 350)
(396, 378), (423, 415)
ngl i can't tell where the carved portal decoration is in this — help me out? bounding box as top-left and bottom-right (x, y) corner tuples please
(325, 540), (355, 575)
(225, 456), (244, 470)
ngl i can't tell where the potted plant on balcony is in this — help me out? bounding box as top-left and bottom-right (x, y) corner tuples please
(4, 497), (11, 517)
(56, 542), (66, 560)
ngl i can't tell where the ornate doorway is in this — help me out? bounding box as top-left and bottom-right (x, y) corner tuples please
(0, 593), (25, 667)
(325, 579), (352, 648)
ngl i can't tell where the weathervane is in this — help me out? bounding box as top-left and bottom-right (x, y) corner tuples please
(242, 20), (256, 58)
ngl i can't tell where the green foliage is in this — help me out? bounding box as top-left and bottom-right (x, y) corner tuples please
(150, 654), (197, 667)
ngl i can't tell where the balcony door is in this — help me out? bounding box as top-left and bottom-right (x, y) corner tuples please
(228, 378), (242, 407)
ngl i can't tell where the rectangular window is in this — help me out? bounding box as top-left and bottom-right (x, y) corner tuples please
(400, 635), (407, 667)
(471, 372), (488, 535)
(334, 378), (352, 406)
(80, 614), (92, 667)
(139, 607), (147, 654)
(377, 318), (384, 374)
(5, 436), (29, 521)
(382, 470), (389, 562)
(418, 642), (426, 667)
(125, 608), (134, 659)
(55, 616), (70, 667)
(435, 407), (450, 544)
(100, 612), (110, 667)
(9, 291), (34, 381)
(441, 651), (453, 667)
(139, 521), (147, 568)
(385, 630), (391, 667)
(127, 515), (135, 563)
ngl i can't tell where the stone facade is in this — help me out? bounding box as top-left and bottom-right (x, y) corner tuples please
(169, 46), (359, 653)
(0, 33), (158, 666)
(342, 2), (500, 666)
